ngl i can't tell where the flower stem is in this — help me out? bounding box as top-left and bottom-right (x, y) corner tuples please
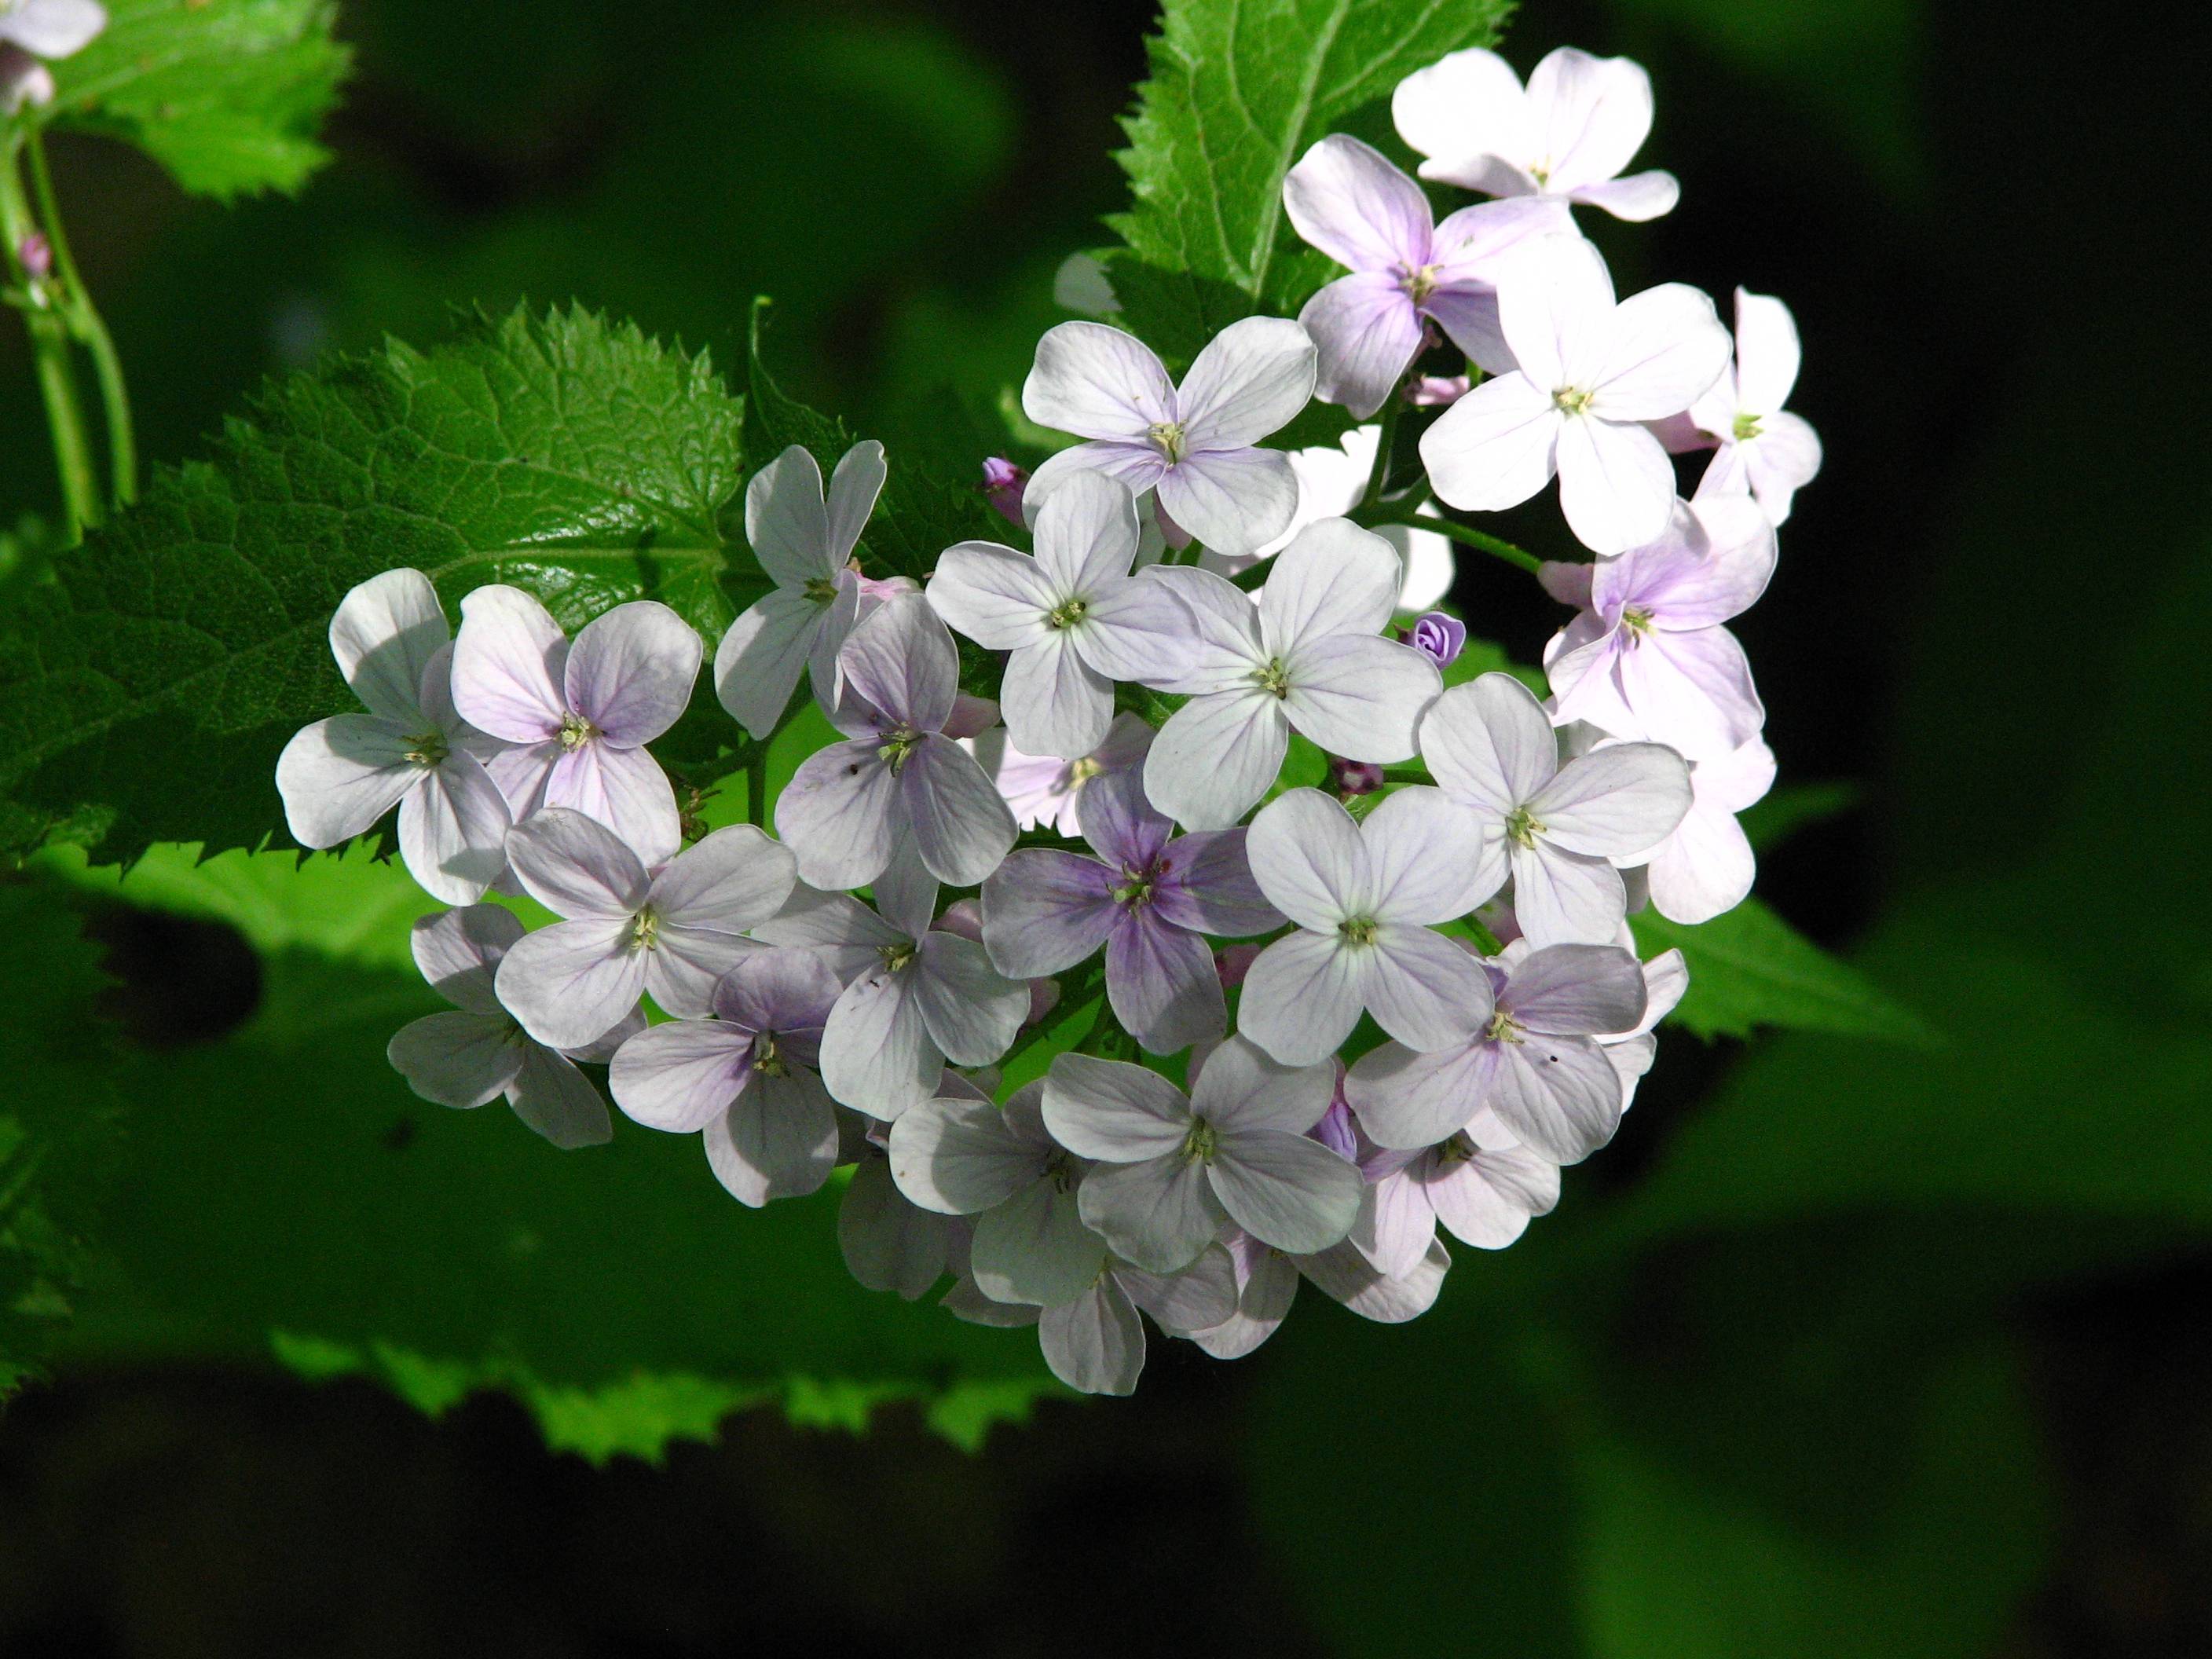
(0, 137), (101, 538)
(1362, 511), (1542, 575)
(26, 131), (135, 508)
(745, 745), (768, 828)
(1361, 382), (1404, 507)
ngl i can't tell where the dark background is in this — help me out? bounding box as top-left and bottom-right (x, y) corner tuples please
(5, 0), (2210, 1653)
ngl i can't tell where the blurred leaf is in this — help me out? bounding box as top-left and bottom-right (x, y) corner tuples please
(41, 0), (351, 200)
(1741, 780), (1859, 851)
(1108, 0), (1509, 361)
(0, 884), (120, 1397)
(1632, 897), (1937, 1046)
(0, 305), (760, 867)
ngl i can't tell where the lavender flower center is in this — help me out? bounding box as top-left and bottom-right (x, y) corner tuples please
(1552, 386), (1596, 417)
(1400, 262), (1443, 303)
(1252, 657), (1294, 699)
(630, 907), (661, 951)
(1046, 596), (1090, 630)
(1181, 1118), (1219, 1164)
(753, 1031), (788, 1078)
(803, 576), (840, 604)
(880, 727), (921, 773)
(1484, 1007), (1524, 1046)
(1337, 916), (1380, 947)
(402, 730), (449, 767)
(1145, 420), (1188, 463)
(1733, 411), (1763, 441)
(1437, 1131), (1478, 1164)
(1111, 865), (1157, 908)
(1064, 755), (1102, 786)
(1043, 1149), (1077, 1192)
(878, 940), (916, 973)
(1504, 804), (1547, 848)
(1621, 606), (1654, 638)
(558, 711), (597, 751)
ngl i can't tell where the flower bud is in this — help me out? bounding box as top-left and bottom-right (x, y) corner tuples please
(1310, 1095), (1360, 1161)
(1214, 942), (1262, 989)
(1406, 374), (1471, 407)
(16, 232), (53, 284)
(1404, 610), (1466, 668)
(1328, 754), (1383, 796)
(979, 456), (1028, 527)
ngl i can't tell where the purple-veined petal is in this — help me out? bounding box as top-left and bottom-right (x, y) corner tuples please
(386, 1010), (523, 1110)
(1566, 168), (1679, 220)
(1618, 626), (1765, 760)
(1527, 47), (1654, 191)
(1191, 1034), (1337, 1135)
(608, 1017), (754, 1133)
(1071, 764), (1171, 870)
(397, 755), (511, 904)
(1023, 440), (1170, 510)
(775, 739), (899, 891)
(545, 740), (682, 869)
(888, 1093), (1037, 1214)
(1208, 1132), (1361, 1255)
(1362, 783), (1497, 924)
(1392, 46), (1527, 185)
(973, 1184), (1105, 1308)
(1133, 566), (1266, 694)
(751, 884), (904, 983)
(1343, 1038), (1497, 1150)
(503, 806), (650, 918)
(1508, 840), (1628, 947)
(1646, 800), (1756, 925)
(650, 824), (797, 930)
(1419, 372), (1560, 513)
(1239, 930), (1367, 1068)
(564, 601), (699, 745)
(451, 585), (567, 743)
(824, 440), (888, 566)
(1001, 632), (1114, 760)
(1420, 672), (1561, 813)
(1425, 1143), (1559, 1247)
(1298, 272), (1425, 419)
(1591, 282), (1731, 422)
(329, 568), (447, 724)
(493, 916), (648, 1050)
(1298, 1236), (1448, 1320)
(1417, 280), (1512, 377)
(504, 1044), (615, 1148)
(1555, 413), (1675, 555)
(1187, 1240), (1298, 1358)
(1505, 943), (1650, 1035)
(714, 588), (823, 738)
(1283, 134), (1434, 272)
(1246, 786), (1367, 927)
(1032, 467), (1141, 596)
(1121, 1244), (1240, 1333)
(819, 965), (939, 1120)
(1042, 1055), (1191, 1160)
(410, 904), (519, 1015)
(1258, 516), (1401, 655)
(1024, 320), (1177, 441)
(484, 738), (558, 822)
(901, 734), (1018, 886)
(1176, 316), (1317, 450)
(1149, 827), (1282, 937)
(1076, 1156), (1224, 1274)
(1155, 448), (1300, 560)
(712, 944), (841, 1041)
(840, 594), (956, 732)
(1281, 634), (1440, 764)
(980, 849), (1119, 978)
(275, 716), (419, 849)
(1107, 909), (1226, 1056)
(1530, 742), (1692, 856)
(1485, 1031), (1624, 1163)
(838, 1158), (949, 1298)
(926, 542), (1057, 650)
(746, 444), (834, 588)
(1039, 1277), (1146, 1395)
(1498, 234), (1616, 390)
(1069, 569), (1210, 687)
(707, 1072), (841, 1207)
(1144, 690), (1286, 831)
(1365, 925), (1495, 1050)
(643, 926), (763, 1020)
(912, 931), (1027, 1067)
(1350, 1170), (1439, 1278)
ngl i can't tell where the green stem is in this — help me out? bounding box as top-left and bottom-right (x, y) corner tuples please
(1380, 765), (1431, 786)
(1362, 512), (1543, 575)
(1361, 380), (1404, 507)
(0, 139), (100, 537)
(745, 745), (768, 828)
(27, 132), (134, 508)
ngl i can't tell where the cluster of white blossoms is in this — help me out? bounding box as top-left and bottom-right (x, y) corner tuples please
(276, 43), (1816, 1396)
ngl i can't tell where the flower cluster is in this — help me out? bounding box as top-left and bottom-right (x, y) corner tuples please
(277, 42), (1814, 1396)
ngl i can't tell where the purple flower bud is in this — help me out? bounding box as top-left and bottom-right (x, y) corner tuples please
(1, 47), (56, 115)
(16, 232), (53, 284)
(1406, 375), (1472, 407)
(980, 457), (1027, 527)
(1328, 754), (1383, 796)
(1310, 1095), (1360, 1161)
(1214, 942), (1262, 989)
(1406, 610), (1467, 668)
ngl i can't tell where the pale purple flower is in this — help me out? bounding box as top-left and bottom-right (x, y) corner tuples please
(1236, 427), (1454, 610)
(493, 809), (796, 1049)
(1185, 1225), (1450, 1361)
(1419, 672), (1692, 946)
(980, 456), (1028, 526)
(981, 768), (1282, 1055)
(889, 1081), (1106, 1307)
(276, 569), (513, 904)
(1688, 288), (1823, 524)
(1407, 375), (1471, 407)
(1595, 947), (1688, 1112)
(451, 586), (700, 867)
(1350, 1109), (1560, 1276)
(932, 897), (1059, 1028)
(386, 905), (639, 1150)
(17, 230), (52, 283)
(1214, 942), (1262, 989)
(1284, 134), (1566, 416)
(927, 471), (1196, 760)
(1020, 317), (1317, 558)
(0, 1), (106, 60)
(1140, 518), (1443, 830)
(1539, 493), (1774, 760)
(967, 711), (1152, 837)
(1406, 611), (1467, 668)
(1345, 941), (1647, 1160)
(607, 947), (843, 1207)
(1240, 786), (1496, 1066)
(1419, 236), (1731, 555)
(754, 886), (1027, 1121)
(1632, 736), (1774, 925)
(1393, 46), (1681, 222)
(713, 441), (889, 738)
(839, 1069), (990, 1298)
(1042, 1035), (1359, 1273)
(775, 595), (1017, 893)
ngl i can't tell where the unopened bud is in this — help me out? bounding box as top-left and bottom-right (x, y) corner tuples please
(16, 232), (53, 284)
(1406, 374), (1471, 407)
(1328, 755), (1383, 796)
(980, 457), (1027, 527)
(1404, 610), (1466, 668)
(1310, 1095), (1359, 1160)
(1214, 942), (1262, 990)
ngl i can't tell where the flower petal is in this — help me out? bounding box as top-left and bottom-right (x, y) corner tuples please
(840, 593), (957, 733)
(504, 806), (650, 917)
(1144, 690), (1286, 831)
(980, 849), (1119, 978)
(1298, 272), (1425, 419)
(1247, 787), (1366, 927)
(888, 1093), (1037, 1214)
(1392, 46), (1527, 185)
(452, 585), (567, 743)
(1485, 1031), (1624, 1163)
(902, 734), (1018, 886)
(1133, 566), (1266, 694)
(912, 931), (1027, 1067)
(1187, 1240), (1298, 1358)
(775, 739), (899, 891)
(1023, 320), (1176, 441)
(1069, 569), (1210, 687)
(706, 1073), (840, 1207)
(275, 716), (418, 849)
(1569, 170), (1680, 221)
(1504, 943), (1650, 1035)
(1350, 1170), (1439, 1278)
(1190, 1033), (1338, 1135)
(1039, 1277), (1146, 1395)
(1239, 929), (1367, 1068)
(973, 1184), (1106, 1308)
(1107, 910), (1226, 1056)
(925, 542), (1057, 650)
(410, 904), (519, 1015)
(1283, 134), (1433, 272)
(1281, 633), (1439, 764)
(1591, 283), (1731, 423)
(1646, 800), (1756, 925)
(1528, 46), (1655, 192)
(397, 755), (511, 904)
(1554, 414), (1676, 555)
(1155, 448), (1301, 559)
(545, 740), (683, 869)
(565, 601), (700, 745)
(1498, 234), (1616, 391)
(1420, 672), (1558, 813)
(1529, 742), (1693, 857)
(650, 823), (798, 931)
(745, 445), (834, 587)
(820, 966), (939, 1120)
(1297, 1236), (1448, 1320)
(1043, 1055), (1191, 1160)
(1425, 1145), (1559, 1247)
(1001, 631), (1113, 760)
(608, 1017), (753, 1133)
(1119, 1244), (1240, 1333)
(1258, 515), (1401, 654)
(1343, 1038), (1496, 1150)
(1366, 925), (1495, 1050)
(1032, 467), (1141, 596)
(1508, 840), (1628, 947)
(1208, 1131), (1362, 1255)
(504, 1045), (615, 1148)
(493, 916), (649, 1050)
(329, 568), (447, 724)
(1176, 316), (1318, 449)
(714, 588), (822, 738)
(1363, 785), (1500, 923)
(1076, 1156), (1224, 1274)
(1150, 827), (1282, 938)
(386, 1010), (523, 1109)
(824, 440), (888, 566)
(838, 1158), (949, 1298)
(1418, 372), (1560, 514)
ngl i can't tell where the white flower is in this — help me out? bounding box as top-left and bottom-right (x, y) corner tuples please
(1140, 518), (1442, 830)
(0, 1), (108, 62)
(1240, 786), (1496, 1067)
(386, 906), (638, 1149)
(965, 712), (1152, 836)
(1419, 235), (1731, 554)
(1185, 1224), (1450, 1360)
(1689, 288), (1824, 524)
(493, 808), (796, 1049)
(276, 569), (513, 905)
(1594, 947), (1690, 1112)
(1631, 736), (1774, 925)
(1229, 425), (1454, 610)
(1419, 672), (1691, 946)
(1393, 46), (1680, 222)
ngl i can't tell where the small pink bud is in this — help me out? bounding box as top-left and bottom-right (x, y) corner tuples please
(1328, 755), (1383, 796)
(1406, 375), (1472, 408)
(980, 457), (1028, 526)
(17, 233), (53, 284)
(1024, 977), (1062, 1030)
(1214, 942), (1262, 989)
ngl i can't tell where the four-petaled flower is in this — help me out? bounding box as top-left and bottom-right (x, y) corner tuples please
(1631, 736), (1775, 925)
(1419, 234), (1730, 554)
(1393, 45), (1680, 222)
(1141, 518), (1443, 830)
(981, 767), (1282, 1055)
(452, 585), (701, 867)
(1284, 133), (1566, 417)
(1020, 317), (1317, 558)
(276, 569), (513, 904)
(1240, 786), (1498, 1066)
(1688, 287), (1824, 525)
(1420, 672), (1691, 946)
(493, 808), (796, 1049)
(608, 947), (844, 1207)
(967, 712), (1152, 837)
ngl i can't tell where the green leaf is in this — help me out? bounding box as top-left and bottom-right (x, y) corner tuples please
(0, 305), (757, 867)
(1741, 779), (1862, 851)
(1632, 896), (1938, 1046)
(40, 0), (353, 200)
(745, 298), (1002, 584)
(0, 884), (121, 1398)
(1108, 0), (1509, 360)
